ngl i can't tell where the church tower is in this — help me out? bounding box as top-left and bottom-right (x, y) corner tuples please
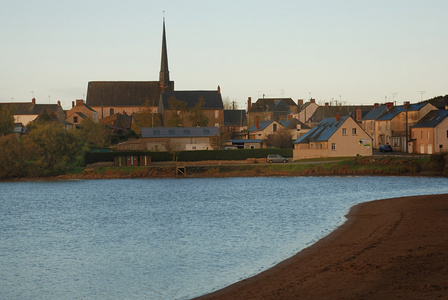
(159, 18), (170, 93)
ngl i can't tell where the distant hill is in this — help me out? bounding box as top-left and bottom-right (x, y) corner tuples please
(423, 95), (448, 109)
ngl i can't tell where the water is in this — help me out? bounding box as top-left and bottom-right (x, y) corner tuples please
(1, 176), (447, 299)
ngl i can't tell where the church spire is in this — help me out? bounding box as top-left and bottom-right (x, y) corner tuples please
(160, 17), (170, 92)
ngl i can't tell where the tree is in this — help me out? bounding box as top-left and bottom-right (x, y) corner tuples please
(223, 97), (238, 110)
(167, 97), (188, 127)
(0, 104), (15, 136)
(0, 135), (27, 179)
(79, 117), (109, 148)
(133, 98), (161, 135)
(187, 97), (209, 127)
(209, 128), (232, 150)
(266, 128), (293, 148)
(24, 122), (83, 176)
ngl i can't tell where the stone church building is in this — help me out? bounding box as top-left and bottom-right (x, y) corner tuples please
(85, 20), (223, 127)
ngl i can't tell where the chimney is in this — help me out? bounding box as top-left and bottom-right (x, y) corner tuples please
(336, 113), (340, 121)
(72, 101), (75, 108)
(373, 103), (379, 108)
(386, 102), (394, 110)
(310, 98), (315, 104)
(76, 99), (83, 106)
(297, 99), (304, 106)
(404, 101), (410, 108)
(57, 100), (61, 106)
(325, 102), (329, 107)
(256, 116), (259, 129)
(32, 98), (36, 105)
(217, 85), (220, 93)
(287, 114), (292, 120)
(356, 108), (362, 122)
(248, 97), (252, 111)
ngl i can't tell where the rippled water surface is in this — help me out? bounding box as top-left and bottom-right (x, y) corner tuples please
(1, 177), (448, 299)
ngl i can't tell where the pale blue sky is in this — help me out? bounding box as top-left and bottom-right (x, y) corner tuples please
(1, 0), (447, 110)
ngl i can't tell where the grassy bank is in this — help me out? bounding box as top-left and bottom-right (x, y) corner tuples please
(57, 155), (446, 180)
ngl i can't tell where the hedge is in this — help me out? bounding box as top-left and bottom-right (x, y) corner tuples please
(84, 148), (293, 164)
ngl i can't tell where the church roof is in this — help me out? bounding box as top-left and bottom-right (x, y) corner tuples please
(161, 91), (223, 110)
(86, 81), (162, 107)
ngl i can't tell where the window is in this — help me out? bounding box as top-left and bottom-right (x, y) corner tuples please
(73, 116), (78, 123)
(273, 124), (277, 132)
(110, 108), (114, 115)
(153, 130), (160, 135)
(214, 123), (219, 127)
(352, 128), (357, 135)
(331, 143), (336, 150)
(446, 130), (448, 139)
(427, 131), (430, 140)
(342, 128), (347, 135)
(215, 110), (219, 118)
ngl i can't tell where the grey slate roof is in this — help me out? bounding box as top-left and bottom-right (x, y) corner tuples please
(0, 102), (61, 115)
(412, 109), (448, 128)
(376, 103), (428, 121)
(362, 105), (388, 120)
(141, 126), (219, 138)
(224, 110), (247, 126)
(294, 116), (349, 144)
(279, 118), (310, 129)
(86, 81), (173, 107)
(161, 91), (223, 110)
(309, 105), (373, 123)
(248, 120), (276, 131)
(249, 98), (296, 113)
(228, 139), (262, 143)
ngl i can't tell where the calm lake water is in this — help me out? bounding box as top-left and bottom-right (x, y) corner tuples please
(1, 176), (448, 299)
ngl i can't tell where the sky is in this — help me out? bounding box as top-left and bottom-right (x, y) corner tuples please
(1, 0), (447, 110)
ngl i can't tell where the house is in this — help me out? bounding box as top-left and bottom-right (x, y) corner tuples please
(293, 114), (372, 160)
(223, 109), (247, 133)
(65, 99), (99, 128)
(227, 139), (263, 149)
(66, 112), (87, 128)
(116, 127), (219, 151)
(279, 118), (311, 140)
(86, 19), (174, 118)
(248, 120), (284, 140)
(158, 89), (224, 128)
(410, 109), (448, 154)
(292, 99), (319, 124)
(364, 102), (437, 151)
(246, 97), (297, 127)
(0, 98), (66, 125)
(100, 113), (132, 130)
(306, 103), (373, 127)
(361, 103), (388, 146)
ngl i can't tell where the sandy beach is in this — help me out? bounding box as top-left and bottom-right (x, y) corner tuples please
(195, 194), (448, 299)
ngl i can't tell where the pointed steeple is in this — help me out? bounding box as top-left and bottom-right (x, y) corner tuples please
(160, 18), (170, 92)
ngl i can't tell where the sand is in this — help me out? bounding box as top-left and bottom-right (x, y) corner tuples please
(195, 194), (448, 299)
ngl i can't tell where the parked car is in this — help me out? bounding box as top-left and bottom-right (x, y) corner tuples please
(379, 144), (393, 152)
(267, 154), (288, 163)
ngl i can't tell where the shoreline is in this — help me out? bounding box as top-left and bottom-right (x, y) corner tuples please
(195, 194), (448, 299)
